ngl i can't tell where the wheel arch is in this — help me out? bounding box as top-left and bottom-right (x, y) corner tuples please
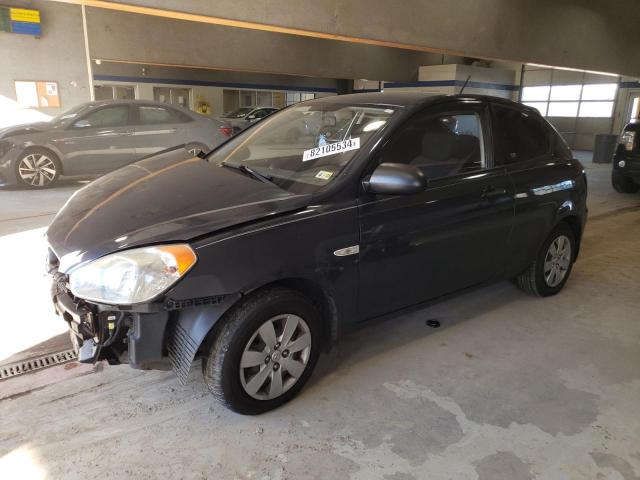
(258, 278), (339, 351)
(558, 214), (583, 260)
(168, 278), (339, 384)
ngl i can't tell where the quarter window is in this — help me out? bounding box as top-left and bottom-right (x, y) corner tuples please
(78, 106), (129, 128)
(493, 106), (550, 163)
(378, 111), (485, 179)
(138, 106), (187, 125)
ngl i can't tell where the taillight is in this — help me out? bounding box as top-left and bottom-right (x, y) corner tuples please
(220, 126), (234, 138)
(620, 130), (636, 152)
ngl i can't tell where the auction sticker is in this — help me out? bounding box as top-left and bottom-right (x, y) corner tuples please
(315, 170), (333, 180)
(303, 138), (360, 162)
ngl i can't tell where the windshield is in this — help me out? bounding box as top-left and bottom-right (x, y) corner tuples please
(208, 102), (397, 194)
(223, 107), (255, 118)
(49, 104), (89, 126)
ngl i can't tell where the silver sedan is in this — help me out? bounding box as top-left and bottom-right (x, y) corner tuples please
(0, 100), (227, 188)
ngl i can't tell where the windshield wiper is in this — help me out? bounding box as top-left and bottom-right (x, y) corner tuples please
(220, 162), (276, 185)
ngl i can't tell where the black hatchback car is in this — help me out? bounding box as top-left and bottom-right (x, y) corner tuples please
(612, 121), (640, 193)
(47, 93), (587, 414)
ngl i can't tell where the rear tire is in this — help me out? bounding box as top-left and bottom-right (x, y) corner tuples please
(202, 287), (321, 415)
(15, 148), (61, 188)
(515, 222), (575, 297)
(612, 170), (639, 193)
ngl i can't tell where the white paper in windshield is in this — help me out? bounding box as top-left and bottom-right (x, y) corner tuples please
(302, 138), (360, 162)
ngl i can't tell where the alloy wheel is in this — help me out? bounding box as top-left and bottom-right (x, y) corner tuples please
(544, 234), (572, 287)
(239, 314), (312, 400)
(18, 153), (57, 187)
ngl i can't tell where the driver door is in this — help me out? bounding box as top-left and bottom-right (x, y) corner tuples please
(59, 104), (135, 175)
(357, 101), (515, 319)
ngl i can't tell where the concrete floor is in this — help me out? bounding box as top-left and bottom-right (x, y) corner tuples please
(1, 154), (639, 479)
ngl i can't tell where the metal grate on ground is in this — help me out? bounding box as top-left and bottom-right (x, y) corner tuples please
(0, 349), (78, 380)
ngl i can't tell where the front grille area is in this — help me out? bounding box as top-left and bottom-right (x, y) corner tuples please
(166, 321), (199, 384)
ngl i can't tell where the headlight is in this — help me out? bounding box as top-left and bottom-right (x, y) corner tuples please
(621, 130), (636, 152)
(69, 244), (197, 305)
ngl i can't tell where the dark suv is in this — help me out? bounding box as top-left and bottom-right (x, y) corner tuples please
(47, 93), (587, 414)
(612, 121), (640, 193)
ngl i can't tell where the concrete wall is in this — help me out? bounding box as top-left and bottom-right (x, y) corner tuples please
(377, 64), (518, 100)
(85, 7), (444, 83)
(81, 0), (640, 77)
(0, 0), (89, 120)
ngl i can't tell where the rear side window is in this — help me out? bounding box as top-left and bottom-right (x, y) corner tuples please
(138, 106), (189, 125)
(78, 106), (129, 128)
(378, 111), (485, 179)
(493, 105), (550, 163)
(253, 109), (269, 119)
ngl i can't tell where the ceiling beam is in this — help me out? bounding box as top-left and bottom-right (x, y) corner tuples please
(48, 0), (465, 56)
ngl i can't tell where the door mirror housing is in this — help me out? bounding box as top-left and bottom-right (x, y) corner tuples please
(364, 163), (427, 195)
(73, 119), (91, 128)
(247, 114), (256, 120)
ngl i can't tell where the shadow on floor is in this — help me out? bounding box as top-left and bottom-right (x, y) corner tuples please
(311, 280), (522, 385)
(0, 332), (72, 367)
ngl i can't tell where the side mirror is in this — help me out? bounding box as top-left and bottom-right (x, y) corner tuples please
(247, 114), (256, 120)
(364, 163), (427, 195)
(73, 119), (91, 128)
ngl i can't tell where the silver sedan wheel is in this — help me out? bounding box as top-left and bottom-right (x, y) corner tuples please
(239, 314), (312, 401)
(544, 234), (572, 287)
(187, 146), (202, 156)
(18, 153), (57, 187)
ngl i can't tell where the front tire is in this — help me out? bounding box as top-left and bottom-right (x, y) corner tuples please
(15, 148), (60, 188)
(202, 287), (321, 415)
(612, 170), (639, 193)
(515, 222), (576, 297)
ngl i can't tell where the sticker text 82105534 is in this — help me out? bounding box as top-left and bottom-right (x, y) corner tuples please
(302, 138), (360, 162)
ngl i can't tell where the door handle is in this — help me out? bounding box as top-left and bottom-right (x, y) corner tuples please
(481, 186), (507, 199)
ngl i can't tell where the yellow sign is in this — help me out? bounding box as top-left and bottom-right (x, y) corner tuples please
(10, 8), (40, 23)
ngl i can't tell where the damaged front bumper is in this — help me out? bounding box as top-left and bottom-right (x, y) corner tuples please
(48, 246), (237, 383)
(50, 272), (171, 371)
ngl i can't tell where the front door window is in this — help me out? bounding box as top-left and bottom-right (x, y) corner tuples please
(377, 111), (485, 179)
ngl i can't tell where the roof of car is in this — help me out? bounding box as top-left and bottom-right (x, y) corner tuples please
(309, 91), (535, 113)
(82, 99), (189, 108)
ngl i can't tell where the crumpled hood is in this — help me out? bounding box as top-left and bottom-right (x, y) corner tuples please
(46, 148), (311, 272)
(0, 122), (53, 139)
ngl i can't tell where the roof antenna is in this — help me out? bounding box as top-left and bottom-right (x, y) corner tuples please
(459, 75), (471, 94)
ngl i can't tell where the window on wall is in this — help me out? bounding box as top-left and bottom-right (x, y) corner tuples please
(256, 91), (272, 107)
(522, 83), (617, 118)
(285, 92), (315, 106)
(94, 85), (135, 101)
(631, 97), (640, 122)
(240, 90), (256, 107)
